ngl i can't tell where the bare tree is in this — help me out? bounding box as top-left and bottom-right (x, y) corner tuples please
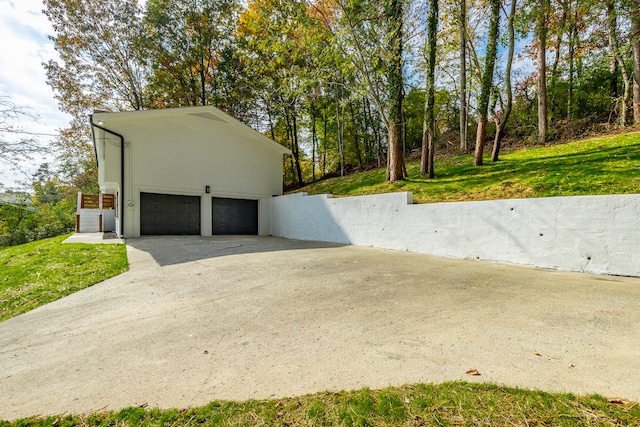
(0, 97), (42, 171)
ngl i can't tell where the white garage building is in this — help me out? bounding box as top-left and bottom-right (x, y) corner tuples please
(91, 106), (291, 238)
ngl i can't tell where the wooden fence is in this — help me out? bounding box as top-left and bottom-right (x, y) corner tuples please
(76, 193), (116, 232)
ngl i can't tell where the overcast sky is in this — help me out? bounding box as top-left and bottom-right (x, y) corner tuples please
(0, 0), (71, 190)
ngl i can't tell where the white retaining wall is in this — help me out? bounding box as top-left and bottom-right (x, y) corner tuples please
(271, 192), (640, 277)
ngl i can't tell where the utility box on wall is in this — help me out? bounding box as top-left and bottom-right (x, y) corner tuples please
(102, 209), (115, 233)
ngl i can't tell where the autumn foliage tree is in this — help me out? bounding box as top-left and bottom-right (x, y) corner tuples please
(43, 0), (149, 115)
(41, 0), (640, 189)
(144, 0), (240, 109)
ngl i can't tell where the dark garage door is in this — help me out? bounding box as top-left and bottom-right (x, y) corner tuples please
(212, 197), (258, 235)
(140, 193), (201, 235)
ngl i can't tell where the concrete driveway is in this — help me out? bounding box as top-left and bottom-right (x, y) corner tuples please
(1, 236), (639, 420)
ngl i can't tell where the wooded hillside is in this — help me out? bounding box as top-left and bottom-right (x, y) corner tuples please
(43, 0), (640, 189)
(294, 131), (640, 203)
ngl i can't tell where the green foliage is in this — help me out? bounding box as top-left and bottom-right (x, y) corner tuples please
(298, 131), (640, 203)
(1, 164), (77, 247)
(4, 382), (639, 426)
(53, 122), (98, 195)
(0, 200), (73, 247)
(512, 61), (620, 142)
(0, 198), (37, 246)
(403, 88), (426, 153)
(0, 234), (128, 322)
(403, 88), (458, 156)
(238, 0), (324, 187)
(143, 0), (241, 109)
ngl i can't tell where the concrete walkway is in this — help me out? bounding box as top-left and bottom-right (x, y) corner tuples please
(1, 236), (639, 420)
(62, 232), (125, 245)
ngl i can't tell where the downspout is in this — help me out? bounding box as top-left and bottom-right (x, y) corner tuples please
(89, 114), (126, 238)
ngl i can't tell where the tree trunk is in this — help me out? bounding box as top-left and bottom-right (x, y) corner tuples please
(473, 0), (500, 166)
(334, 85), (345, 177)
(385, 0), (406, 182)
(362, 98), (373, 164)
(631, 8), (640, 125)
(459, 0), (467, 153)
(284, 112), (296, 186)
(567, 7), (577, 121)
(200, 65), (207, 106)
(311, 109), (317, 181)
(550, 4), (567, 89)
(633, 0), (640, 123)
(609, 56), (619, 119)
(536, 0), (549, 144)
(293, 114), (303, 186)
(349, 101), (363, 169)
(267, 106), (276, 141)
(337, 107), (344, 177)
(607, 0), (631, 126)
(364, 98), (383, 167)
(322, 108), (328, 176)
(286, 104), (303, 187)
(608, 1), (620, 123)
(492, 0), (517, 162)
(363, 98), (375, 165)
(420, 125), (428, 177)
(421, 0), (438, 178)
(366, 99), (383, 167)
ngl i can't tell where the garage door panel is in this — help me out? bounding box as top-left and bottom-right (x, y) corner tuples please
(141, 193), (201, 235)
(212, 197), (258, 235)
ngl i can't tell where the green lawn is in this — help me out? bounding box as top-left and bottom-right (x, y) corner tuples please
(297, 132), (640, 203)
(0, 234), (129, 322)
(3, 382), (639, 426)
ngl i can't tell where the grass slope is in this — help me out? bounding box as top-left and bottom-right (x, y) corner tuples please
(0, 234), (129, 322)
(297, 132), (640, 203)
(3, 383), (639, 426)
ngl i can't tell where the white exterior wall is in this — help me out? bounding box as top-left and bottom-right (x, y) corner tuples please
(271, 192), (640, 277)
(95, 128), (122, 236)
(119, 120), (284, 199)
(97, 111), (286, 238)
